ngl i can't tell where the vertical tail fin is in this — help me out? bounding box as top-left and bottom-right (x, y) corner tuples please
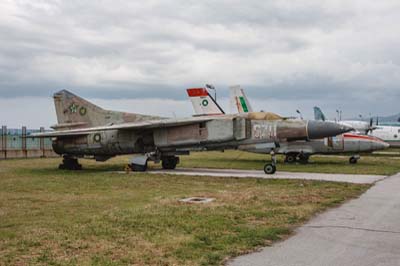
(229, 85), (253, 114)
(53, 90), (108, 129)
(186, 88), (225, 116)
(313, 106), (326, 121)
(52, 90), (158, 129)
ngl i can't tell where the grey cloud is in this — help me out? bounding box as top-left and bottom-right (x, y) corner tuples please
(0, 0), (400, 122)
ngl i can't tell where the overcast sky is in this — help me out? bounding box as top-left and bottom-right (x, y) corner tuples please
(1, 0), (400, 128)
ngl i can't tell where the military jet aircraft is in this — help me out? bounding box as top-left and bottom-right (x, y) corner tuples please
(220, 86), (389, 164)
(33, 89), (352, 174)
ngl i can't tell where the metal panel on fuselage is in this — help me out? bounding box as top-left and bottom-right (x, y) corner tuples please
(53, 130), (141, 156)
(278, 134), (380, 155)
(276, 120), (308, 141)
(153, 119), (235, 149)
(250, 120), (278, 141)
(323, 135), (344, 150)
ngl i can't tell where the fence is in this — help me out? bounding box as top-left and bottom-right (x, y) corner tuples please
(0, 126), (59, 159)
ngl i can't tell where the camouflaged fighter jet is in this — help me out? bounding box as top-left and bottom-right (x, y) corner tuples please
(224, 86), (389, 164)
(32, 89), (352, 174)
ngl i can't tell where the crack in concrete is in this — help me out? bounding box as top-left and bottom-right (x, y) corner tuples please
(304, 225), (400, 234)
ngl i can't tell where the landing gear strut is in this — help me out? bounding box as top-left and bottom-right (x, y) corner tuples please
(59, 156), (82, 170)
(264, 150), (277, 175)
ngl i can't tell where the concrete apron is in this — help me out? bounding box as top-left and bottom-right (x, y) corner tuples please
(147, 168), (385, 184)
(229, 172), (400, 266)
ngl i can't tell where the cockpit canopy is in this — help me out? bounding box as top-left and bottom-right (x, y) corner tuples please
(247, 112), (283, 121)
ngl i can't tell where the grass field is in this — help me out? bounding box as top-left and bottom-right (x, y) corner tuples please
(35, 149), (399, 176)
(0, 157), (370, 266)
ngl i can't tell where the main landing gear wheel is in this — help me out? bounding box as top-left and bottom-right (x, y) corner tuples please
(298, 153), (310, 164)
(162, 156), (179, 170)
(264, 164), (276, 174)
(349, 156), (358, 164)
(59, 156), (82, 170)
(285, 154), (297, 164)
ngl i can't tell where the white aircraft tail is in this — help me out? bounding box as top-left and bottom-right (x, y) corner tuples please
(230, 85), (253, 114)
(186, 88), (225, 116)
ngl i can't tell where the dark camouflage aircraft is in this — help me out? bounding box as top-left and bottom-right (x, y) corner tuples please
(33, 89), (353, 174)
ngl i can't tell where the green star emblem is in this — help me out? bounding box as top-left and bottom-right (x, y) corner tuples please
(69, 103), (78, 113)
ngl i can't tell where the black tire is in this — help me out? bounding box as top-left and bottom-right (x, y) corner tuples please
(264, 164), (276, 175)
(59, 160), (82, 170)
(162, 157), (178, 170)
(298, 154), (310, 164)
(285, 154), (297, 164)
(349, 157), (358, 164)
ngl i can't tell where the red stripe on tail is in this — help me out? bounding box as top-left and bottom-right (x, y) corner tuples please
(187, 88), (209, 97)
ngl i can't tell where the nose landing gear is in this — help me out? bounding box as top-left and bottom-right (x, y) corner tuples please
(264, 150), (277, 174)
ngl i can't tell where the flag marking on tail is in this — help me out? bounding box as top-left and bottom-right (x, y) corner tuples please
(187, 88), (209, 97)
(186, 88), (225, 116)
(239, 96), (249, 113)
(230, 86), (253, 114)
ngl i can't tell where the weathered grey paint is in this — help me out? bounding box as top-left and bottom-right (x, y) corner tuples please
(53, 90), (162, 130)
(240, 134), (389, 155)
(39, 90), (353, 162)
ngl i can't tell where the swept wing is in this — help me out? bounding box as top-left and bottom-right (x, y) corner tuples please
(32, 116), (213, 138)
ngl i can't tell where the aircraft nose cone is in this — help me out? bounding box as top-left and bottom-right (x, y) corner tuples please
(307, 121), (354, 139)
(372, 140), (390, 150)
(382, 141), (390, 149)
